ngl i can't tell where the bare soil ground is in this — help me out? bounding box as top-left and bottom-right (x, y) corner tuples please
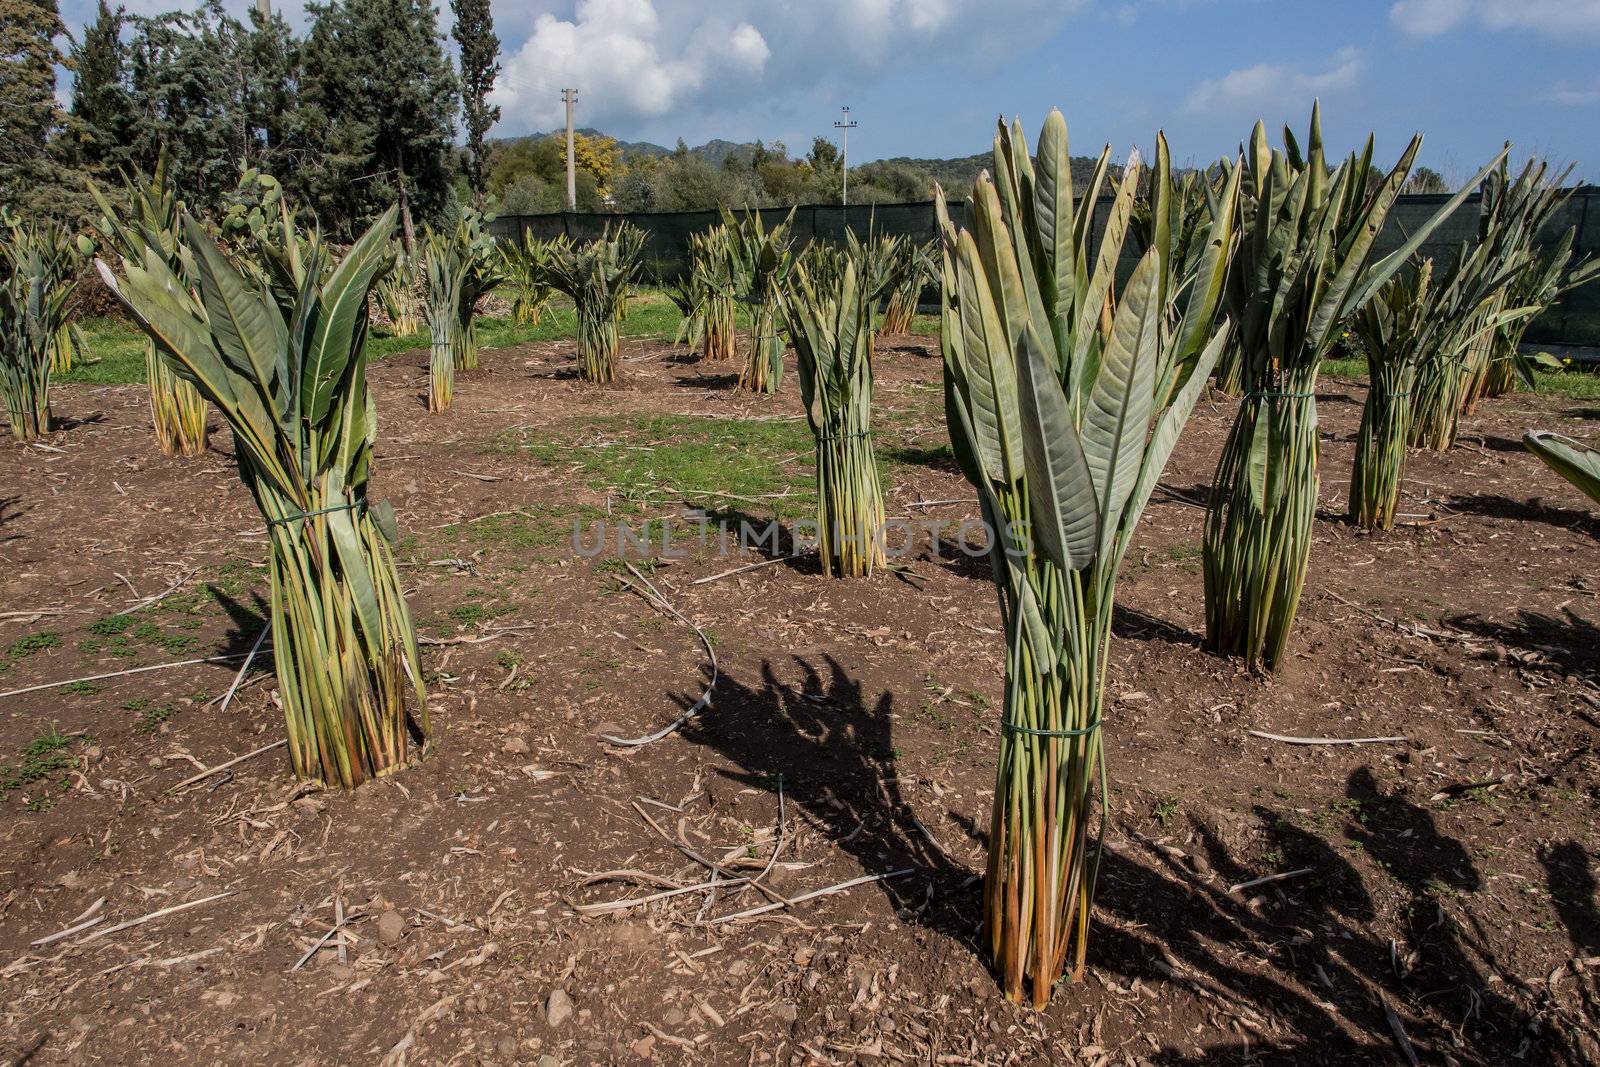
(1, 332), (1597, 1066)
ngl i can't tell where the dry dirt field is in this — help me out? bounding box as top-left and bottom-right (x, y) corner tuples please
(1, 330), (1597, 1065)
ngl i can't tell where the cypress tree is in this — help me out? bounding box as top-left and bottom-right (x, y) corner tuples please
(451, 0), (500, 208)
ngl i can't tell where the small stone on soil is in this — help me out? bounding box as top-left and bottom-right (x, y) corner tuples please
(545, 988), (573, 1027)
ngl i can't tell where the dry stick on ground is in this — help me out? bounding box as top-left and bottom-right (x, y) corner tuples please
(709, 870), (916, 925)
(1248, 730), (1409, 746)
(631, 801), (791, 910)
(1228, 868), (1314, 895)
(601, 562), (719, 747)
(70, 891), (236, 947)
(218, 623), (272, 714)
(690, 553), (809, 586)
(418, 623), (543, 647)
(0, 651), (269, 701)
(123, 566), (199, 613)
(30, 898), (108, 947)
(166, 740), (288, 793)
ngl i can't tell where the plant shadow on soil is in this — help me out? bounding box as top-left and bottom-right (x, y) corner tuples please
(1092, 766), (1593, 1064)
(1446, 606), (1600, 682)
(1441, 494), (1600, 539)
(675, 654), (981, 948)
(666, 644), (1592, 1061)
(1540, 842), (1600, 958)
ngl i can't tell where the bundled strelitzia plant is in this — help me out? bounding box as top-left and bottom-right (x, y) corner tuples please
(724, 207), (795, 393)
(880, 239), (934, 335)
(98, 204), (427, 789)
(499, 230), (565, 327)
(1460, 157), (1593, 409)
(545, 224), (646, 384)
(375, 251), (420, 337)
(89, 154), (211, 456)
(1202, 108), (1500, 670)
(938, 111), (1237, 1008)
(783, 258), (885, 577)
(0, 221), (80, 441)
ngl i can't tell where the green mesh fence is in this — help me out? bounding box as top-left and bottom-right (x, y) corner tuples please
(490, 189), (1600, 346)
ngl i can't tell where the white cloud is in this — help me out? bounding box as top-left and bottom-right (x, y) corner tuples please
(1544, 77), (1600, 106)
(489, 0), (1085, 135)
(1390, 0), (1600, 37)
(1184, 47), (1363, 114)
(491, 1), (770, 131)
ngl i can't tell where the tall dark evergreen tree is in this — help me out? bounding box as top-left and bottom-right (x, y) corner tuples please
(301, 0), (458, 248)
(68, 0), (133, 173)
(0, 0), (70, 211)
(450, 0), (500, 208)
(123, 3), (253, 207)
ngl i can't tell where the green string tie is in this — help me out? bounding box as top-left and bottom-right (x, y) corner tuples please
(1003, 719), (1104, 739)
(267, 501), (361, 529)
(817, 429), (874, 444)
(1246, 390), (1316, 400)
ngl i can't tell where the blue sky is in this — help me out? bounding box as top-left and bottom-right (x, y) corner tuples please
(60, 0), (1600, 181)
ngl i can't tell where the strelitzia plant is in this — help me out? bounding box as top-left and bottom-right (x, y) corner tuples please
(97, 205), (428, 790)
(881, 239), (934, 335)
(450, 211), (508, 372)
(375, 251), (420, 337)
(1351, 238), (1536, 527)
(544, 223), (646, 383)
(724, 207), (795, 393)
(1202, 107), (1502, 671)
(938, 111), (1237, 1009)
(499, 231), (564, 327)
(1524, 431), (1600, 506)
(783, 258), (885, 577)
(670, 226), (736, 361)
(0, 222), (80, 441)
(420, 227), (465, 412)
(1461, 157), (1590, 409)
(89, 154), (211, 456)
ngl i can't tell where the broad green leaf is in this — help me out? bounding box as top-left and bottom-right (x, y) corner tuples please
(1016, 328), (1099, 572)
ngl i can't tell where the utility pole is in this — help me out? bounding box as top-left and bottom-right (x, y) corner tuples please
(256, 0), (271, 15)
(562, 88), (578, 212)
(834, 106), (858, 207)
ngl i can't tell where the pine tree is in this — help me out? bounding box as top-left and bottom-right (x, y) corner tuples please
(451, 0), (499, 208)
(68, 0), (132, 173)
(0, 0), (69, 210)
(301, 0), (458, 248)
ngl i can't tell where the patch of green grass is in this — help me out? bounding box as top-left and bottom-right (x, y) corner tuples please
(367, 290), (686, 362)
(0, 725), (82, 796)
(1153, 796), (1181, 827)
(8, 631), (60, 657)
(521, 412), (815, 515)
(122, 698), (174, 734)
(1531, 367), (1600, 400)
(62, 681), (103, 696)
(57, 317), (149, 385)
(1322, 356), (1600, 401)
(89, 614), (134, 636)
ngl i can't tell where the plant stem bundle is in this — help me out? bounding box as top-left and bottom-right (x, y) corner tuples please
(723, 208), (795, 394)
(89, 153), (211, 457)
(1203, 108), (1499, 670)
(784, 260), (885, 577)
(938, 112), (1235, 1007)
(0, 223), (78, 442)
(100, 204), (427, 789)
(545, 224), (645, 384)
